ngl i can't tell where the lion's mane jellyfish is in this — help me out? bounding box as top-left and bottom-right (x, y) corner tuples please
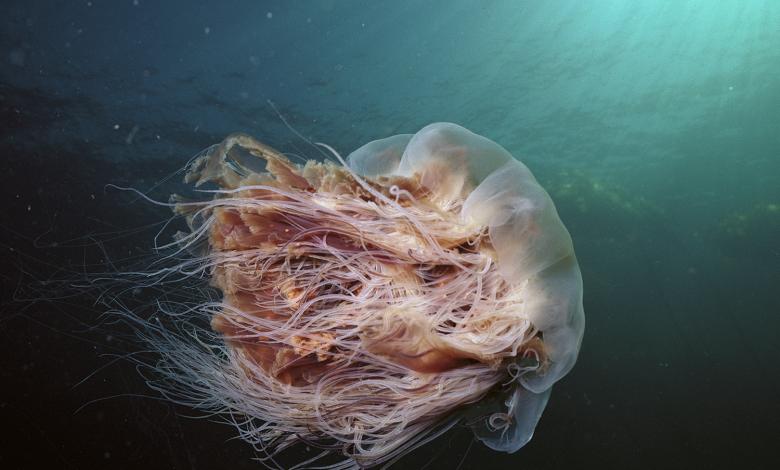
(158, 123), (584, 468)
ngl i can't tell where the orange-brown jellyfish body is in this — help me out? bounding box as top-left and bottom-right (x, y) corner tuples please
(164, 123), (584, 468)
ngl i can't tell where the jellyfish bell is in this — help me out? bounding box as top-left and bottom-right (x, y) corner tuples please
(345, 133), (412, 178)
(152, 122), (583, 467)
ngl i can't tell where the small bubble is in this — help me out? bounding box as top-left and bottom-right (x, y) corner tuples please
(204, 26), (211, 35)
(133, 0), (139, 5)
(113, 124), (120, 130)
(266, 12), (273, 19)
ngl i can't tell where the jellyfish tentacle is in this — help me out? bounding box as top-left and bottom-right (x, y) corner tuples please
(132, 123), (584, 468)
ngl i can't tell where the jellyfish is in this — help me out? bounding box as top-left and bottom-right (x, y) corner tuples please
(145, 123), (583, 468)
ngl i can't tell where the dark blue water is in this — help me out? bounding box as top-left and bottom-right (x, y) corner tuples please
(1, 1), (778, 469)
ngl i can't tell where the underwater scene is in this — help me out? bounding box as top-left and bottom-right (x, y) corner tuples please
(0, 1), (777, 469)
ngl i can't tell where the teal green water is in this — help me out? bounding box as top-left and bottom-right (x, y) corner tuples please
(1, 0), (777, 468)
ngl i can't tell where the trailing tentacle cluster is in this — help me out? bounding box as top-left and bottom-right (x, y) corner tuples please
(147, 123), (583, 469)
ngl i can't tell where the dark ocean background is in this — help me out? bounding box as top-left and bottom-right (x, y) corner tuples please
(1, 1), (778, 469)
